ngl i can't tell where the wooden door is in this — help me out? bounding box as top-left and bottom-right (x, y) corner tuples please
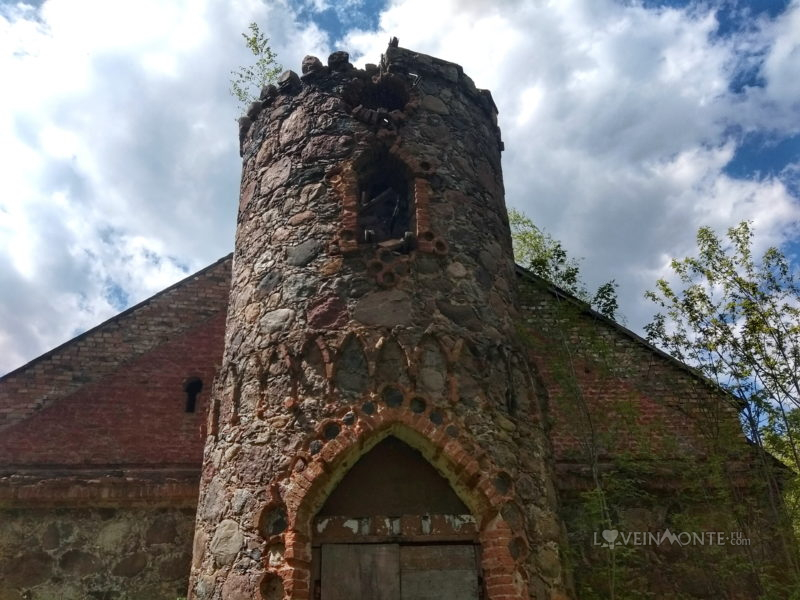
(400, 544), (479, 600)
(319, 544), (479, 600)
(321, 544), (400, 600)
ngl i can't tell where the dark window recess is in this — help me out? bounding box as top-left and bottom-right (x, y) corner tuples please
(184, 378), (203, 413)
(358, 74), (409, 111)
(343, 73), (410, 112)
(357, 152), (413, 249)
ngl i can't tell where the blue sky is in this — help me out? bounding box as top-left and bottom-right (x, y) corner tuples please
(0, 0), (798, 374)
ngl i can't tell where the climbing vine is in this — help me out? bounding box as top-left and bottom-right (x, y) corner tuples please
(511, 215), (800, 598)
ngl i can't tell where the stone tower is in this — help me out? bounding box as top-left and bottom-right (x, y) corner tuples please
(189, 44), (569, 600)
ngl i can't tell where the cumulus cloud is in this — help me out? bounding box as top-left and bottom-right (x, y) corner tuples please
(1, 0), (798, 375)
(0, 0), (330, 373)
(343, 0), (800, 328)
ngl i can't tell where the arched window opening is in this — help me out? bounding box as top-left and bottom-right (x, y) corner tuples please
(357, 151), (413, 250)
(184, 378), (203, 413)
(311, 436), (483, 599)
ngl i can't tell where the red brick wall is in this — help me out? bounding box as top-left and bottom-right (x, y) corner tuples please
(0, 312), (225, 466)
(516, 272), (746, 465)
(0, 257), (231, 467)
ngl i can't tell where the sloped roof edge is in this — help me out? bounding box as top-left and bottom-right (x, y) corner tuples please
(1, 253), (233, 382)
(514, 264), (739, 402)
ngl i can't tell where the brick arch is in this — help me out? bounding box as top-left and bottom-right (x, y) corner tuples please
(329, 141), (435, 254)
(274, 403), (529, 600)
(375, 334), (411, 388)
(331, 333), (371, 398)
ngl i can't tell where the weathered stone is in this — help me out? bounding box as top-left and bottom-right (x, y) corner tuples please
(112, 552), (148, 577)
(96, 520), (130, 552)
(195, 574), (216, 600)
(320, 257), (343, 276)
(209, 519), (244, 567)
(192, 528), (208, 569)
(300, 183), (326, 206)
(419, 367), (445, 394)
(159, 552), (191, 580)
(246, 100), (263, 119)
(41, 522), (60, 550)
(302, 55), (324, 74)
(335, 338), (369, 394)
(421, 94), (449, 115)
(353, 290), (413, 327)
(286, 239), (322, 266)
(301, 134), (355, 161)
(288, 210), (314, 225)
(222, 572), (256, 598)
(327, 51), (351, 71)
(3, 551), (53, 588)
(242, 304), (260, 328)
(307, 295), (348, 329)
(279, 107), (310, 147)
(282, 273), (317, 299)
(145, 514), (177, 545)
(240, 180), (257, 212)
(537, 544), (562, 579)
(447, 262), (467, 278)
(436, 300), (479, 327)
(200, 478), (225, 523)
(238, 116), (252, 156)
(260, 83), (278, 101)
(59, 550), (100, 576)
(277, 70), (301, 93)
(261, 155), (291, 192)
(261, 309), (295, 333)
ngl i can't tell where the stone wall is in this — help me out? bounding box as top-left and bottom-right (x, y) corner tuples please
(190, 45), (569, 600)
(0, 506), (196, 600)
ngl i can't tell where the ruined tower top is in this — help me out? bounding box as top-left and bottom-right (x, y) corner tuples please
(231, 42), (516, 350)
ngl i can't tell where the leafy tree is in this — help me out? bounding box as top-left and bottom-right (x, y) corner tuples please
(509, 207), (619, 319)
(230, 22), (282, 112)
(645, 222), (800, 444)
(645, 221), (800, 547)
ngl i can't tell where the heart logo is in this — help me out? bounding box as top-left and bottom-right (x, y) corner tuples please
(602, 529), (619, 544)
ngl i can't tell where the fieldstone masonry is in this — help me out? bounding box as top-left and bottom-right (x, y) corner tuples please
(1, 44), (790, 600)
(189, 45), (570, 599)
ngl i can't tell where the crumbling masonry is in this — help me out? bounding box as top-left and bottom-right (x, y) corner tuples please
(190, 44), (568, 599)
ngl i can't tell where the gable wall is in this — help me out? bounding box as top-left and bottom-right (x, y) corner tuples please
(517, 275), (792, 598)
(0, 311), (224, 467)
(0, 255), (232, 435)
(516, 275), (745, 467)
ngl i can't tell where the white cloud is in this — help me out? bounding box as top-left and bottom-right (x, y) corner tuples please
(0, 0), (798, 375)
(0, 0), (331, 373)
(343, 0), (800, 330)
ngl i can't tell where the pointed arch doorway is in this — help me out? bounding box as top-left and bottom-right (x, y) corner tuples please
(311, 436), (483, 600)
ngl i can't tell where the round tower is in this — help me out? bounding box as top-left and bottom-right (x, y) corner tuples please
(190, 44), (570, 600)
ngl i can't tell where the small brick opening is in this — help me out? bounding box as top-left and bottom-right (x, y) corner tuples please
(183, 378), (203, 413)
